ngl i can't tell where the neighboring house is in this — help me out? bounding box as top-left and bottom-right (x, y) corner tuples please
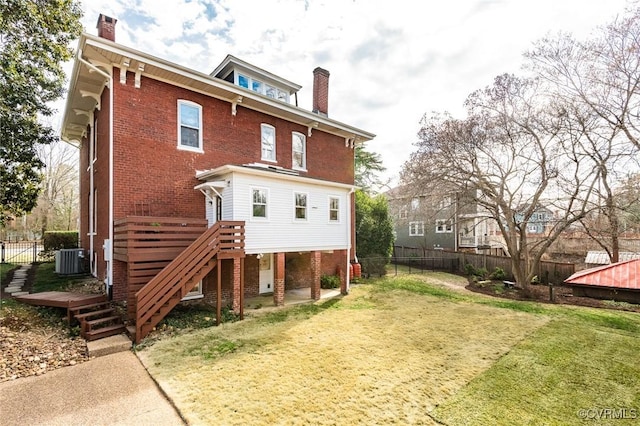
(60, 15), (374, 342)
(584, 251), (640, 268)
(515, 204), (554, 235)
(386, 187), (505, 255)
(565, 258), (640, 304)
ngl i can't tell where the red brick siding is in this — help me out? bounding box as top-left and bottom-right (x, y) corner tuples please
(285, 252), (312, 289)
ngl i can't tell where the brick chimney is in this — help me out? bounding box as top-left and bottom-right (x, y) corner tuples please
(312, 67), (330, 116)
(96, 14), (117, 42)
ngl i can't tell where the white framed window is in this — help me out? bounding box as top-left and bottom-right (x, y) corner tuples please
(182, 280), (203, 301)
(261, 124), (276, 162)
(411, 197), (420, 210)
(294, 192), (308, 220)
(252, 188), (268, 219)
(437, 196), (452, 210)
(528, 224), (538, 233)
(399, 206), (408, 219)
(436, 219), (453, 233)
(329, 196), (340, 222)
(177, 100), (203, 151)
(409, 221), (424, 236)
(292, 132), (306, 170)
(237, 73), (290, 103)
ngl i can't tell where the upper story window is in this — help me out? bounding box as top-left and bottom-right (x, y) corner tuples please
(399, 206), (408, 219)
(261, 124), (276, 162)
(329, 196), (340, 222)
(436, 219), (453, 233)
(238, 73), (290, 103)
(411, 197), (420, 210)
(252, 188), (268, 219)
(178, 100), (203, 151)
(409, 221), (425, 236)
(292, 132), (306, 170)
(294, 192), (307, 220)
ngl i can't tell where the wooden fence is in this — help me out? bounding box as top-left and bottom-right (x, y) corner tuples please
(393, 246), (576, 284)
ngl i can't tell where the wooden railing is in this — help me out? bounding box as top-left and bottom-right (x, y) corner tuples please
(133, 220), (244, 343)
(114, 217), (209, 320)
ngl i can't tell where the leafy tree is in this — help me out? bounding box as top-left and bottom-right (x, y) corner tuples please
(354, 145), (387, 193)
(0, 0), (82, 224)
(355, 190), (394, 259)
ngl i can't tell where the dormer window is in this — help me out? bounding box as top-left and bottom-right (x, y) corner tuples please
(237, 73), (290, 103)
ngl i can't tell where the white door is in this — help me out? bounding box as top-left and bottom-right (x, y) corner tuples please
(259, 253), (273, 294)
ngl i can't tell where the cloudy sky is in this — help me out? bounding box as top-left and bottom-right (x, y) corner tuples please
(67, 0), (631, 188)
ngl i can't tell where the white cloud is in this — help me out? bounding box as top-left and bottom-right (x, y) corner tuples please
(73, 0), (631, 187)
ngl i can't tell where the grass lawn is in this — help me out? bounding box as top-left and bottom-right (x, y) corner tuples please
(138, 274), (640, 425)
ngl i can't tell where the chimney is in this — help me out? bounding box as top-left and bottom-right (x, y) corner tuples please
(312, 67), (330, 116)
(96, 14), (117, 42)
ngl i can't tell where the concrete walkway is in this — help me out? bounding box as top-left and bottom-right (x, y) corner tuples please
(0, 351), (185, 426)
(1, 264), (31, 297)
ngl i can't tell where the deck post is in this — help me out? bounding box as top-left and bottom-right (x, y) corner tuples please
(311, 251), (321, 300)
(274, 252), (285, 306)
(216, 258), (222, 325)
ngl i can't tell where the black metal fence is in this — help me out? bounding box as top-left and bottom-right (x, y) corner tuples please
(1, 241), (44, 264)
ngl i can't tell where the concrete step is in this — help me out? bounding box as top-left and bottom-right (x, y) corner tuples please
(5, 286), (22, 293)
(86, 333), (132, 356)
(10, 291), (29, 296)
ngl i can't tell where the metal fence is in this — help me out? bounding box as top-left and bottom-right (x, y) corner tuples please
(1, 241), (44, 264)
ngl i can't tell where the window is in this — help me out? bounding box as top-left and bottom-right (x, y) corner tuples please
(252, 188), (268, 218)
(437, 196), (452, 209)
(236, 74), (289, 102)
(399, 206), (408, 219)
(436, 219), (453, 233)
(182, 280), (203, 300)
(411, 198), (420, 210)
(294, 192), (307, 220)
(409, 221), (424, 236)
(292, 132), (306, 170)
(178, 100), (202, 151)
(329, 196), (340, 222)
(261, 124), (276, 162)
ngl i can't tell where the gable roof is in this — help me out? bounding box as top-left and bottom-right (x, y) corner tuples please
(61, 33), (375, 145)
(564, 258), (640, 290)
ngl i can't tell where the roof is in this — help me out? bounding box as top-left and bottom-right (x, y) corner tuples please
(584, 251), (640, 265)
(564, 258), (640, 290)
(210, 54), (302, 95)
(61, 33), (375, 145)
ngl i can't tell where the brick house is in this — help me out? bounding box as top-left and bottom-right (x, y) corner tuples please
(60, 15), (374, 342)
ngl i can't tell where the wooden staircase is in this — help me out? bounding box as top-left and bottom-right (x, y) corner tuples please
(69, 298), (126, 341)
(129, 221), (244, 343)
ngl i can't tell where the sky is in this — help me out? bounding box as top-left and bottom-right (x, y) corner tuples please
(62, 0), (632, 188)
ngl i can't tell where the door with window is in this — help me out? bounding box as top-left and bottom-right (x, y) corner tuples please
(259, 253), (273, 294)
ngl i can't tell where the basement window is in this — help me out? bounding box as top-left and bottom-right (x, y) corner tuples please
(182, 280), (203, 301)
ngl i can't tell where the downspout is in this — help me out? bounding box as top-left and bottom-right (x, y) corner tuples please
(78, 51), (113, 292)
(88, 112), (95, 276)
(346, 187), (355, 293)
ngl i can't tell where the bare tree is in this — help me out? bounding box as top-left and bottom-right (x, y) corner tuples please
(526, 6), (640, 262)
(403, 74), (598, 286)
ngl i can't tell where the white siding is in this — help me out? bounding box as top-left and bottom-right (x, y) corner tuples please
(229, 173), (350, 253)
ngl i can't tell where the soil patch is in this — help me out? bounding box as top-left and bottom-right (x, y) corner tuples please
(466, 280), (640, 313)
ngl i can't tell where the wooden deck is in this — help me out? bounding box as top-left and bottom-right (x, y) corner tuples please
(14, 291), (107, 309)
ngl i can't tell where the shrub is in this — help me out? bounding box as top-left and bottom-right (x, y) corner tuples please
(464, 263), (477, 276)
(490, 267), (506, 281)
(360, 255), (388, 277)
(320, 274), (341, 289)
(43, 231), (78, 251)
(475, 267), (489, 280)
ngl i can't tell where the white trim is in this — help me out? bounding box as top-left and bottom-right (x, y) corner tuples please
(197, 165), (356, 191)
(251, 186), (269, 221)
(328, 195), (340, 223)
(293, 191), (309, 221)
(260, 123), (276, 162)
(409, 221), (425, 236)
(292, 131), (306, 171)
(177, 100), (203, 152)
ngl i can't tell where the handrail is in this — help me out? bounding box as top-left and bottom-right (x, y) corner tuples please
(134, 221), (244, 342)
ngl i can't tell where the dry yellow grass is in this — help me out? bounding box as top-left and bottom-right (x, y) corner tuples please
(139, 281), (548, 425)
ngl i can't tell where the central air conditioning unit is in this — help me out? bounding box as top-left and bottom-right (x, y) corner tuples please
(55, 249), (84, 275)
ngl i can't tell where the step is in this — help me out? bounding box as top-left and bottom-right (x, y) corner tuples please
(125, 325), (136, 342)
(5, 286), (22, 293)
(69, 301), (111, 315)
(74, 308), (116, 321)
(84, 324), (128, 342)
(10, 291), (29, 296)
(86, 333), (132, 356)
(82, 315), (122, 333)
